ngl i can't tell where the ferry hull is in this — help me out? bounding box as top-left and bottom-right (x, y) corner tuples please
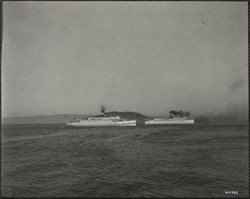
(145, 119), (194, 125)
(66, 120), (136, 127)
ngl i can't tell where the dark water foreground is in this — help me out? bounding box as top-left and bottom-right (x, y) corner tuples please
(1, 124), (249, 197)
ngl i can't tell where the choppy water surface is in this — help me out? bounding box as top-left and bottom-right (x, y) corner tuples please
(1, 124), (249, 197)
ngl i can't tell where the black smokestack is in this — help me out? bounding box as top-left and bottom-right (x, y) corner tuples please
(100, 105), (106, 115)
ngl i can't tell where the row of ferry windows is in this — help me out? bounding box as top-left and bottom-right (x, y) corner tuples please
(75, 122), (117, 125)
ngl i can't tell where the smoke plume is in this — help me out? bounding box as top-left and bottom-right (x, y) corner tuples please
(169, 110), (191, 118)
(100, 105), (106, 113)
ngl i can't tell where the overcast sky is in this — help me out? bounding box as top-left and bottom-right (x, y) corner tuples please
(2, 2), (248, 118)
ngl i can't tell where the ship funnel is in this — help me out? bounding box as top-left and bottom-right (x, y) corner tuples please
(100, 105), (106, 115)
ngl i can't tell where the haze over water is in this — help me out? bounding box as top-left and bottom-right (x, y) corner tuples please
(2, 2), (248, 119)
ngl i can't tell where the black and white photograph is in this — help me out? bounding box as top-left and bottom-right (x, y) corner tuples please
(1, 1), (248, 198)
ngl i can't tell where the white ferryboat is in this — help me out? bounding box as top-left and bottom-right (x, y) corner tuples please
(66, 110), (136, 127)
(145, 110), (194, 125)
(145, 118), (194, 125)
